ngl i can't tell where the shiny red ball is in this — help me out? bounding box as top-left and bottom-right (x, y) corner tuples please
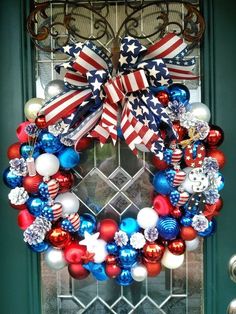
(52, 170), (74, 193)
(17, 209), (35, 230)
(75, 137), (93, 152)
(156, 91), (169, 106)
(180, 226), (197, 241)
(68, 263), (90, 280)
(153, 195), (173, 216)
(205, 125), (224, 148)
(35, 115), (47, 129)
(23, 174), (43, 194)
(98, 219), (118, 242)
(170, 207), (182, 219)
(152, 155), (168, 170)
(7, 142), (21, 159)
(168, 239), (186, 255)
(142, 259), (162, 277)
(206, 149), (226, 169)
(47, 227), (71, 249)
(215, 197), (223, 212)
(64, 242), (87, 264)
(16, 121), (31, 143)
(9, 202), (27, 210)
(172, 121), (187, 142)
(106, 255), (117, 265)
(105, 264), (121, 278)
(143, 242), (165, 262)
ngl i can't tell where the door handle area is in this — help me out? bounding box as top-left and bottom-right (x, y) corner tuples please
(229, 255), (236, 283)
(228, 299), (236, 314)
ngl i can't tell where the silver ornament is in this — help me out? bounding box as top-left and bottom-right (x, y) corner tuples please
(24, 98), (44, 122)
(44, 80), (66, 99)
(131, 264), (148, 282)
(8, 187), (29, 205)
(130, 232), (146, 249)
(185, 237), (200, 251)
(45, 247), (67, 270)
(189, 102), (211, 122)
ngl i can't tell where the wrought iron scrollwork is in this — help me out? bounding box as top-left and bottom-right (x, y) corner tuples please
(27, 0), (205, 53)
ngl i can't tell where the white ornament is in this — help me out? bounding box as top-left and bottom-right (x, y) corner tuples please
(45, 248), (67, 270)
(79, 231), (100, 251)
(189, 102), (211, 123)
(137, 207), (159, 229)
(181, 167), (209, 194)
(185, 237), (200, 251)
(130, 232), (146, 249)
(89, 239), (108, 263)
(55, 192), (79, 216)
(131, 264), (148, 282)
(161, 249), (185, 269)
(35, 153), (60, 177)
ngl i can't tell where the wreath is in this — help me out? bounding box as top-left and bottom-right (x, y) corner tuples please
(3, 33), (225, 285)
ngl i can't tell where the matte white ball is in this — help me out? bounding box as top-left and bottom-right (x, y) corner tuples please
(45, 80), (65, 99)
(189, 102), (211, 122)
(89, 239), (108, 263)
(161, 249), (185, 269)
(185, 237), (200, 251)
(55, 192), (80, 216)
(181, 175), (194, 194)
(131, 264), (148, 282)
(35, 153), (60, 177)
(45, 248), (67, 270)
(137, 207), (159, 229)
(24, 98), (44, 122)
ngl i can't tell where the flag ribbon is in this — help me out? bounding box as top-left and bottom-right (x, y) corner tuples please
(40, 33), (197, 158)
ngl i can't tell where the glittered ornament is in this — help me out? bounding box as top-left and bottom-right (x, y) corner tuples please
(144, 227), (159, 242)
(16, 121), (31, 143)
(130, 232), (146, 249)
(9, 158), (28, 177)
(23, 174), (43, 194)
(52, 170), (74, 193)
(156, 91), (169, 106)
(157, 217), (180, 240)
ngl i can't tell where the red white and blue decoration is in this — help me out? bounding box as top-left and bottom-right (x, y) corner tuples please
(3, 33), (225, 285)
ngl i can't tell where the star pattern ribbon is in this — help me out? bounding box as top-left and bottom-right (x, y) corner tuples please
(40, 33), (197, 159)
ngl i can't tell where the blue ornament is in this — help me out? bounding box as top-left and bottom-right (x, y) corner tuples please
(58, 147), (80, 169)
(198, 219), (216, 237)
(180, 216), (192, 226)
(153, 171), (172, 195)
(29, 241), (49, 252)
(83, 262), (108, 281)
(20, 143), (41, 159)
(216, 172), (224, 191)
(157, 216), (180, 240)
(116, 269), (133, 286)
(106, 242), (119, 255)
(78, 213), (97, 237)
(119, 218), (139, 236)
(168, 83), (190, 104)
(39, 132), (63, 153)
(149, 85), (168, 95)
(3, 167), (23, 188)
(26, 197), (45, 216)
(118, 245), (138, 269)
(38, 182), (50, 199)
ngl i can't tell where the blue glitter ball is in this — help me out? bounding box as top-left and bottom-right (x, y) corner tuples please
(20, 143), (41, 159)
(157, 216), (180, 240)
(3, 167), (23, 188)
(180, 216), (192, 226)
(39, 132), (63, 153)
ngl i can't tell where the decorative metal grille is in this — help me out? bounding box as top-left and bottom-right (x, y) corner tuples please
(33, 1), (204, 313)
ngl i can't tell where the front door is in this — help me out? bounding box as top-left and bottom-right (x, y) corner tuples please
(0, 1), (235, 314)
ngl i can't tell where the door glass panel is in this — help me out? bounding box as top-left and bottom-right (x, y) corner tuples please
(35, 1), (204, 313)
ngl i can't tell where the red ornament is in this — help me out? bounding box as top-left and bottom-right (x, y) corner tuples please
(64, 242), (87, 264)
(17, 209), (35, 230)
(156, 91), (169, 106)
(81, 251), (95, 264)
(105, 264), (121, 278)
(9, 202), (27, 210)
(52, 170), (74, 193)
(203, 198), (223, 220)
(47, 227), (71, 249)
(35, 115), (47, 129)
(180, 226), (197, 241)
(106, 255), (117, 265)
(23, 174), (43, 194)
(7, 142), (21, 159)
(75, 137), (93, 152)
(98, 219), (118, 242)
(152, 155), (168, 170)
(205, 125), (224, 148)
(170, 207), (182, 219)
(215, 197), (223, 212)
(143, 259), (162, 277)
(16, 121), (31, 143)
(168, 239), (186, 255)
(184, 143), (206, 167)
(153, 195), (173, 216)
(68, 263), (90, 280)
(172, 121), (187, 142)
(206, 149), (226, 169)
(143, 242), (165, 262)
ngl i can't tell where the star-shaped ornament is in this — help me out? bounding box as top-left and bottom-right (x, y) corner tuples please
(79, 231), (100, 251)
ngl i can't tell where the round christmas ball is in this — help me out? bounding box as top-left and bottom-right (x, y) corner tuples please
(23, 174), (43, 194)
(153, 195), (173, 216)
(52, 170), (74, 193)
(24, 98), (44, 122)
(156, 91), (169, 106)
(116, 269), (133, 286)
(143, 259), (162, 277)
(106, 254), (117, 265)
(35, 115), (47, 129)
(189, 102), (211, 122)
(206, 149), (226, 169)
(185, 237), (200, 251)
(106, 242), (119, 255)
(39, 132), (63, 153)
(161, 249), (185, 269)
(198, 219), (216, 237)
(119, 217), (139, 236)
(20, 143), (41, 159)
(157, 216), (180, 240)
(131, 264), (148, 282)
(45, 79), (66, 99)
(173, 121), (188, 142)
(58, 148), (80, 169)
(9, 202), (27, 211)
(47, 227), (71, 249)
(118, 245), (138, 269)
(17, 209), (35, 230)
(137, 207), (159, 229)
(143, 242), (165, 262)
(3, 167), (23, 188)
(7, 142), (21, 159)
(98, 219), (118, 242)
(170, 207), (182, 219)
(35, 153), (60, 177)
(55, 192), (80, 216)
(152, 155), (169, 170)
(106, 264), (121, 278)
(215, 197), (223, 212)
(153, 171), (172, 195)
(45, 248), (67, 270)
(180, 226), (197, 241)
(168, 239), (186, 255)
(26, 197), (45, 216)
(68, 263), (90, 280)
(75, 137), (93, 152)
(168, 83), (190, 104)
(205, 125), (224, 148)
(29, 241), (49, 253)
(78, 213), (97, 237)
(16, 121), (31, 143)
(64, 242), (87, 264)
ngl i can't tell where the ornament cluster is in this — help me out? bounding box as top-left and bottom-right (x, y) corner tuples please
(3, 35), (225, 286)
